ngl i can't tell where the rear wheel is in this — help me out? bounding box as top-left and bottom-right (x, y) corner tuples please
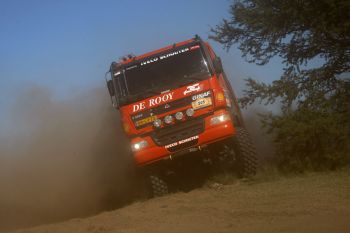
(149, 175), (168, 197)
(233, 127), (258, 177)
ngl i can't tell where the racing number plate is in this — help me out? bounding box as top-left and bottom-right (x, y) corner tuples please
(135, 116), (157, 127)
(192, 97), (212, 110)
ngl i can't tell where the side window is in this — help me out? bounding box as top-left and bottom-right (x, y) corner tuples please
(221, 72), (244, 126)
(112, 74), (122, 97)
(120, 71), (128, 96)
(221, 72), (234, 99)
(200, 42), (216, 74)
(206, 43), (217, 59)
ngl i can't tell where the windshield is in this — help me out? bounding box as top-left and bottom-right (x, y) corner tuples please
(119, 44), (210, 101)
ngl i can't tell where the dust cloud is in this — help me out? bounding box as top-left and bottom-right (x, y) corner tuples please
(0, 86), (135, 232)
(0, 85), (274, 232)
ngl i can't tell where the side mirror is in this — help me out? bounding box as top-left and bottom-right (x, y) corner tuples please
(213, 57), (223, 74)
(107, 80), (120, 109)
(107, 80), (115, 97)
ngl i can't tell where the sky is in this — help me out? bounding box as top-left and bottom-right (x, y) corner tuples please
(0, 0), (283, 133)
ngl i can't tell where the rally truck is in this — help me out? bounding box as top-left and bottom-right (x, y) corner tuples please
(106, 35), (257, 197)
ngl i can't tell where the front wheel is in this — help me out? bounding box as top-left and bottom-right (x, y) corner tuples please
(232, 127), (258, 178)
(149, 175), (169, 197)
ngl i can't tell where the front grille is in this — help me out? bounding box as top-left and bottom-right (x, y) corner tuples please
(151, 118), (204, 146)
(167, 139), (199, 152)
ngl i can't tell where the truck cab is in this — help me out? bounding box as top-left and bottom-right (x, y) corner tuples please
(107, 36), (256, 196)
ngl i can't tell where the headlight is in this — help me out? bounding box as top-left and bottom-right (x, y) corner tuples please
(153, 119), (162, 128)
(210, 113), (230, 125)
(164, 115), (173, 124)
(175, 111), (184, 120)
(131, 140), (148, 151)
(186, 108), (195, 117)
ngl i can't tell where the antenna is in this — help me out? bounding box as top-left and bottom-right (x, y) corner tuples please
(194, 34), (201, 41)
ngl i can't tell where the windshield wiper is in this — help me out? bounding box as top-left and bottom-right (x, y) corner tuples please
(126, 88), (161, 103)
(142, 89), (161, 98)
(183, 72), (205, 80)
(175, 72), (209, 87)
(185, 75), (205, 80)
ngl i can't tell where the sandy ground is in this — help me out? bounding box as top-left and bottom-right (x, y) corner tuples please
(8, 170), (350, 233)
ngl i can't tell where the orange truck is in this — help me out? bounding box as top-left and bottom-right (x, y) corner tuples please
(107, 35), (257, 196)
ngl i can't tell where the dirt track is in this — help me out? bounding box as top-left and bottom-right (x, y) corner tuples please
(9, 170), (350, 233)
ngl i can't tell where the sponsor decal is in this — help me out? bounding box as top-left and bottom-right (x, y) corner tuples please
(135, 115), (157, 127)
(184, 83), (201, 95)
(192, 91), (210, 101)
(140, 47), (190, 66)
(126, 65), (137, 70)
(132, 92), (174, 112)
(165, 135), (199, 149)
(132, 113), (144, 120)
(140, 57), (158, 66)
(160, 48), (189, 60)
(190, 45), (200, 50)
(191, 91), (212, 110)
(192, 97), (212, 110)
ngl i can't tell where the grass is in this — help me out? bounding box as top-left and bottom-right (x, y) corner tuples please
(205, 163), (350, 188)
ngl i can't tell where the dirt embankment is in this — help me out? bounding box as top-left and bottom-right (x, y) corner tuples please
(9, 170), (350, 233)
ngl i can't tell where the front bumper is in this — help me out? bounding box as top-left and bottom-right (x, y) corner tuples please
(132, 109), (235, 166)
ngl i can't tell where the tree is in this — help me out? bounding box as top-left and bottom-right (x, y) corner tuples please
(210, 0), (350, 171)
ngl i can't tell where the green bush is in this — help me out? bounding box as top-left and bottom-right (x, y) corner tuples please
(261, 107), (350, 172)
(211, 0), (350, 171)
